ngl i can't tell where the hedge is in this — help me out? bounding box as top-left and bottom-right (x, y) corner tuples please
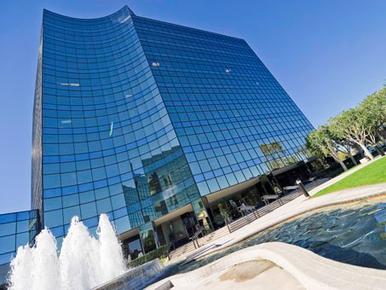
(127, 245), (169, 268)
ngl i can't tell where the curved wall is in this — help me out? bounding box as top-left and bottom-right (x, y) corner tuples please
(34, 7), (201, 241)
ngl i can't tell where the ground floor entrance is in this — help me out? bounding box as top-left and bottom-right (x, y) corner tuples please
(120, 161), (313, 260)
(120, 229), (143, 261)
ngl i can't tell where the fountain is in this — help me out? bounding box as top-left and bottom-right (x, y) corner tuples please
(7, 214), (126, 290)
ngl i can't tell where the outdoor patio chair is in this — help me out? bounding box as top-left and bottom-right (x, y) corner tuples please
(282, 185), (299, 192)
(303, 176), (317, 184)
(261, 194), (280, 205)
(238, 203), (255, 215)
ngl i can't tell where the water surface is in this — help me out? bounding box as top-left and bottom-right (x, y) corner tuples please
(164, 199), (386, 278)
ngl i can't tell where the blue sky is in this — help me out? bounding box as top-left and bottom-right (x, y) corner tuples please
(1, 0), (386, 213)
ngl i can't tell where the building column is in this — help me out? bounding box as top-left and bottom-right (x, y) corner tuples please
(191, 198), (213, 232)
(260, 174), (274, 194)
(139, 222), (158, 253)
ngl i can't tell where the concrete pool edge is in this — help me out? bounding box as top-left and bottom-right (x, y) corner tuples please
(168, 183), (386, 264)
(146, 242), (386, 290)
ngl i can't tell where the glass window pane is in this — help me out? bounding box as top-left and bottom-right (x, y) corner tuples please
(0, 223), (16, 236)
(0, 235), (15, 254)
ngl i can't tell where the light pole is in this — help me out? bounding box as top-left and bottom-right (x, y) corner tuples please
(296, 179), (310, 197)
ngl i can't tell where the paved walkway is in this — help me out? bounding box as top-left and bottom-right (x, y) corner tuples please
(169, 181), (386, 264)
(147, 158), (386, 289)
(169, 179), (327, 260)
(167, 157), (386, 263)
(149, 161), (386, 290)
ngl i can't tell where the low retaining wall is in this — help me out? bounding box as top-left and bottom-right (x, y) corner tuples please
(93, 259), (165, 290)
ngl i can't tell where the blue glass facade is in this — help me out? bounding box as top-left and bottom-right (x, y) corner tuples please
(132, 15), (313, 196)
(32, 7), (204, 246)
(0, 210), (39, 284)
(0, 6), (315, 284)
(29, 6), (312, 250)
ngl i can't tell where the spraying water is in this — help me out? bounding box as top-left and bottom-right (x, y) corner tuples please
(8, 214), (127, 290)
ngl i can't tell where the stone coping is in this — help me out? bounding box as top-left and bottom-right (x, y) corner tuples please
(167, 157), (386, 263)
(93, 259), (165, 290)
(147, 242), (386, 290)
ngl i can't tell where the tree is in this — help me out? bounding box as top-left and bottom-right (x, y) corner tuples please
(329, 108), (375, 160)
(325, 125), (358, 165)
(335, 138), (358, 165)
(362, 88), (386, 125)
(358, 89), (386, 155)
(306, 126), (348, 171)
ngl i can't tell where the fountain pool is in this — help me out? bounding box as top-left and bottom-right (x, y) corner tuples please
(159, 198), (386, 280)
(7, 214), (126, 290)
(7, 198), (386, 290)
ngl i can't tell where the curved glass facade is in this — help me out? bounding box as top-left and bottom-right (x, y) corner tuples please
(33, 7), (202, 244)
(31, 6), (313, 246)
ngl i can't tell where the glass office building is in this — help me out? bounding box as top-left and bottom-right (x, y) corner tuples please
(0, 210), (39, 284)
(8, 4), (312, 267)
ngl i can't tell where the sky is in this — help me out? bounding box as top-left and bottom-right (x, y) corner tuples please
(1, 0), (386, 213)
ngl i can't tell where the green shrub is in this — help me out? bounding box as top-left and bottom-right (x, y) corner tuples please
(128, 245), (169, 268)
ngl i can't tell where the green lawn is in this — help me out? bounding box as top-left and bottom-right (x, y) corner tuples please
(314, 156), (386, 197)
